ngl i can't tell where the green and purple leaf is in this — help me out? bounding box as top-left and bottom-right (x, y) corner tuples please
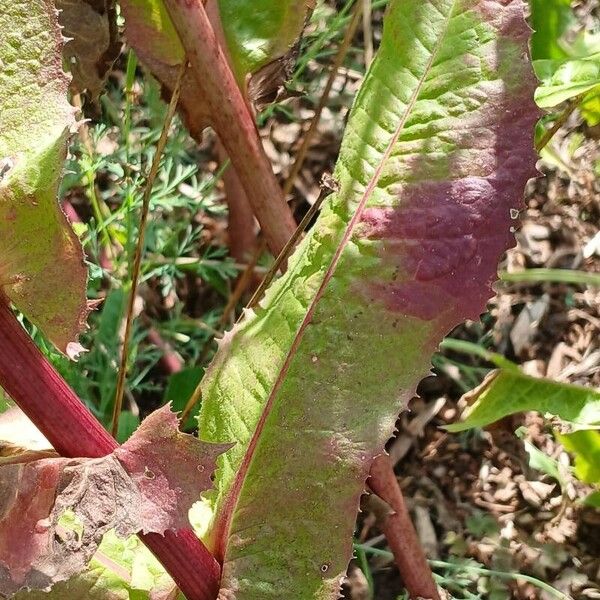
(14, 532), (183, 600)
(0, 0), (88, 355)
(0, 406), (228, 596)
(196, 1), (539, 597)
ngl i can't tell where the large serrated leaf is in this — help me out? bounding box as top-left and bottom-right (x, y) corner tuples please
(196, 1), (539, 597)
(0, 0), (88, 354)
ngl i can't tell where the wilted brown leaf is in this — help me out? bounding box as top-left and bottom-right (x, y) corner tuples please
(0, 405), (229, 597)
(57, 0), (121, 104)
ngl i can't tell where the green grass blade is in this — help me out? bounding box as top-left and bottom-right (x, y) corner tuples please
(500, 268), (600, 286)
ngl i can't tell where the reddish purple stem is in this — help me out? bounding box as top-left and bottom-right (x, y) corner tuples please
(162, 0), (296, 258)
(369, 455), (440, 600)
(0, 296), (220, 600)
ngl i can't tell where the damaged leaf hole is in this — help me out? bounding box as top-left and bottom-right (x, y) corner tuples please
(0, 158), (14, 183)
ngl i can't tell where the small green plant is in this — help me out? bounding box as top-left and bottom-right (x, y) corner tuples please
(447, 344), (600, 507)
(355, 544), (572, 600)
(45, 72), (236, 436)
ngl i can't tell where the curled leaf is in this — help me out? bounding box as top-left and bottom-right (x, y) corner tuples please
(57, 0), (121, 104)
(14, 531), (183, 600)
(216, 0), (315, 101)
(0, 406), (228, 597)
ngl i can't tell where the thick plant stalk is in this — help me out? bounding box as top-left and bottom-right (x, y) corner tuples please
(369, 455), (440, 600)
(0, 296), (220, 600)
(216, 139), (257, 262)
(163, 0), (296, 257)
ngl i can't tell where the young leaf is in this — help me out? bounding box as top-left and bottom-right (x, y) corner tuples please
(164, 366), (205, 430)
(0, 0), (88, 355)
(534, 53), (600, 108)
(197, 1), (538, 597)
(580, 90), (600, 126)
(529, 0), (573, 61)
(57, 0), (121, 102)
(515, 427), (567, 490)
(533, 29), (600, 121)
(557, 429), (600, 484)
(584, 490), (600, 508)
(447, 370), (600, 432)
(0, 406), (228, 596)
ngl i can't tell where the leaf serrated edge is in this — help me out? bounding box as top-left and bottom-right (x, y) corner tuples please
(209, 0), (461, 561)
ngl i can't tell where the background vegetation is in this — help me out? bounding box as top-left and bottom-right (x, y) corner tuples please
(2, 1), (599, 598)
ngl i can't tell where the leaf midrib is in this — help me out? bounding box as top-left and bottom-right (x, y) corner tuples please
(212, 0), (458, 562)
